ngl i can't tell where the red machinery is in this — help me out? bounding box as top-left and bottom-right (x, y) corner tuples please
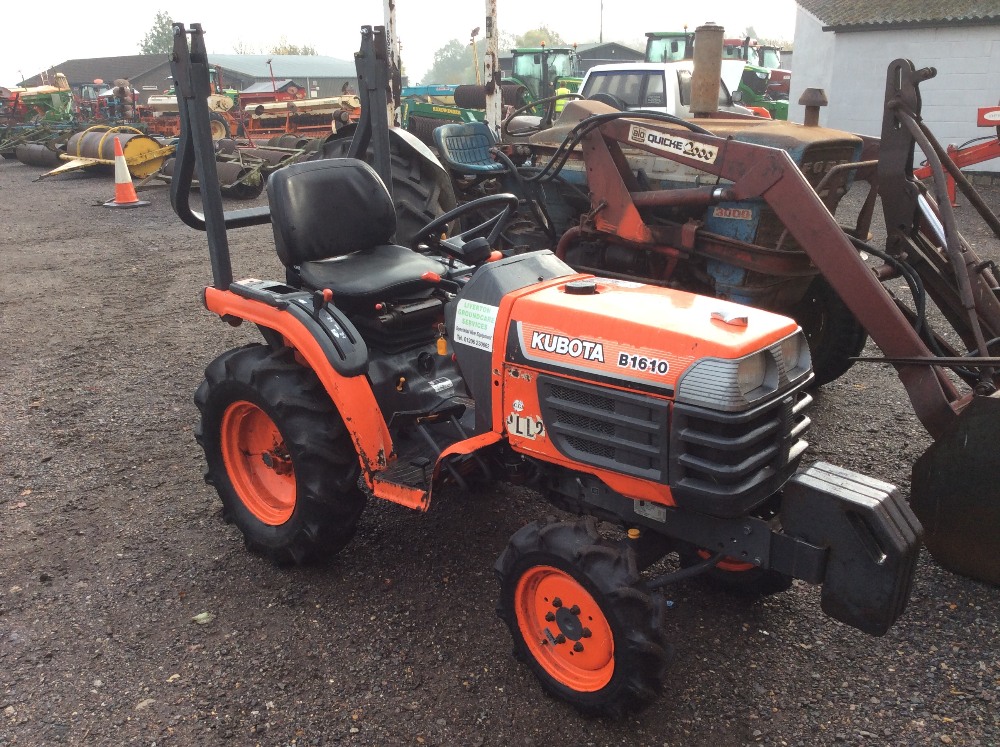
(913, 105), (1000, 205)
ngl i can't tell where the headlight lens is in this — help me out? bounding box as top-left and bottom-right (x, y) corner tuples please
(676, 332), (809, 412)
(780, 331), (811, 380)
(736, 353), (767, 395)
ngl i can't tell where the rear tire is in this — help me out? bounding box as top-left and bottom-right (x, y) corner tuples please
(495, 518), (671, 716)
(195, 344), (365, 564)
(208, 111), (230, 140)
(313, 134), (455, 246)
(790, 276), (868, 386)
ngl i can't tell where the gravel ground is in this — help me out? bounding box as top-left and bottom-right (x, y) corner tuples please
(1, 155), (998, 747)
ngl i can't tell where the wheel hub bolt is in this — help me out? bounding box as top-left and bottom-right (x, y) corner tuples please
(573, 642), (584, 652)
(581, 627), (592, 638)
(545, 612), (555, 622)
(555, 633), (566, 644)
(552, 598), (563, 608)
(569, 604), (580, 615)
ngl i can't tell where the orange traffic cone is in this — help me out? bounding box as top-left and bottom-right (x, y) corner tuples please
(104, 136), (149, 208)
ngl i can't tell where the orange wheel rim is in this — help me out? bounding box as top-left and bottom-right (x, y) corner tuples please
(696, 548), (755, 572)
(514, 565), (614, 692)
(220, 400), (296, 525)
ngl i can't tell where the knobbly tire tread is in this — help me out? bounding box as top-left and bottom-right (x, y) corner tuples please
(789, 275), (868, 387)
(313, 135), (453, 246)
(208, 111), (230, 140)
(495, 517), (671, 717)
(194, 344), (364, 565)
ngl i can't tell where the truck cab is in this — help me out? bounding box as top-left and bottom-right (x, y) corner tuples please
(579, 61), (752, 118)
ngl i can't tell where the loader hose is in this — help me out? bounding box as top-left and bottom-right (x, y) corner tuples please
(850, 235), (978, 381)
(848, 235), (927, 336)
(893, 103), (993, 378)
(492, 148), (557, 240)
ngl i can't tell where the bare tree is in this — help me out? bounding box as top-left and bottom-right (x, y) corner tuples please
(270, 37), (318, 56)
(232, 40), (260, 55)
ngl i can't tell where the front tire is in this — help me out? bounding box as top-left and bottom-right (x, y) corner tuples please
(194, 345), (365, 564)
(495, 518), (671, 716)
(790, 276), (868, 387)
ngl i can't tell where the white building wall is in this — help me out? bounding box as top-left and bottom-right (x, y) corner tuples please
(791, 17), (1000, 171)
(788, 8), (835, 124)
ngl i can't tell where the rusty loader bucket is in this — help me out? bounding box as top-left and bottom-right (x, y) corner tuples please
(911, 394), (1000, 583)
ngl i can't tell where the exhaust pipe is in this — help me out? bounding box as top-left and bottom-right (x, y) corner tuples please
(691, 22), (725, 117)
(799, 88), (829, 127)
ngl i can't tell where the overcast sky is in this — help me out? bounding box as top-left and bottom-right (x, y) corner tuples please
(2, 0), (797, 87)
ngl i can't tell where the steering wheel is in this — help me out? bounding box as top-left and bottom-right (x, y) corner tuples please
(411, 193), (520, 265)
(587, 92), (628, 111)
(502, 93), (584, 138)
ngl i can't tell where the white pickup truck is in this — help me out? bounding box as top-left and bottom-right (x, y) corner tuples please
(578, 60), (753, 118)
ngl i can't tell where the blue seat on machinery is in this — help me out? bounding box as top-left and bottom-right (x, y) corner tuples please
(267, 158), (446, 308)
(433, 121), (506, 176)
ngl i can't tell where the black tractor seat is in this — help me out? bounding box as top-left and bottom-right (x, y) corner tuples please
(297, 244), (447, 305)
(268, 158), (446, 308)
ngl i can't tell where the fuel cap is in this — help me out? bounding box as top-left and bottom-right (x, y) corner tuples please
(564, 279), (598, 295)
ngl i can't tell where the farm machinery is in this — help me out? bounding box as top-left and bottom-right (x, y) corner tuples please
(171, 22), (924, 716)
(644, 30), (787, 119)
(430, 26), (1000, 586)
(0, 75), (74, 126)
(403, 46), (583, 145)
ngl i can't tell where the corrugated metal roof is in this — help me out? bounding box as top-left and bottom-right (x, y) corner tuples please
(24, 55), (166, 86)
(241, 80), (297, 94)
(24, 54), (355, 88)
(575, 42), (644, 55)
(207, 54), (355, 79)
(798, 0), (1000, 29)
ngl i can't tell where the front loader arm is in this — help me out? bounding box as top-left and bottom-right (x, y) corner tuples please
(589, 117), (961, 439)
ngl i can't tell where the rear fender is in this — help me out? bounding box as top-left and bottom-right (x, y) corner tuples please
(203, 287), (392, 484)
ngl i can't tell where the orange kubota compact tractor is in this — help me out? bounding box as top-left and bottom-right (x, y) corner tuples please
(170, 24), (920, 715)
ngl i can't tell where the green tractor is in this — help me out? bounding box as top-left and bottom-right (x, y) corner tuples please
(734, 64), (788, 120)
(507, 45), (583, 109)
(644, 31), (694, 63)
(723, 37), (789, 120)
(645, 31), (787, 120)
(400, 84), (485, 144)
(404, 46), (583, 144)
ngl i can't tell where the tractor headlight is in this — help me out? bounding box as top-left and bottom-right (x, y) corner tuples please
(676, 332), (811, 413)
(780, 331), (812, 381)
(736, 352), (768, 395)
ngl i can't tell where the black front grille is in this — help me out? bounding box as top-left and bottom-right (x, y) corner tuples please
(670, 385), (811, 518)
(537, 375), (670, 481)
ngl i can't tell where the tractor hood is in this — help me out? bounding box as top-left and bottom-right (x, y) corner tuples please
(530, 99), (862, 161)
(505, 277), (800, 393)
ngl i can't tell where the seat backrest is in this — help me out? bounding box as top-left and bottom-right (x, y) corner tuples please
(267, 158), (396, 267)
(432, 122), (504, 175)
